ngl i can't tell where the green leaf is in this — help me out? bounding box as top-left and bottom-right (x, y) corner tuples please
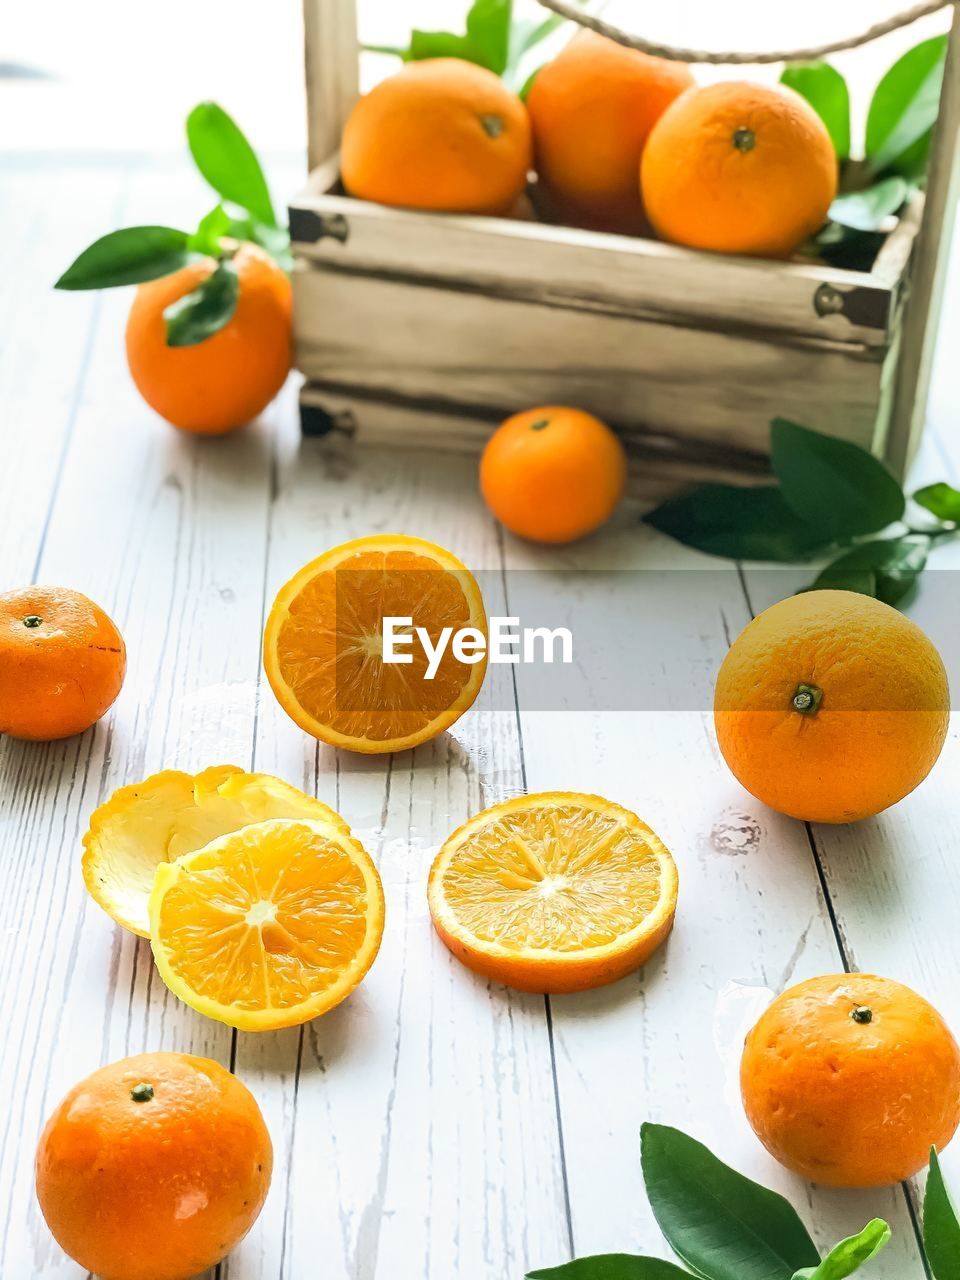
(924, 1148), (960, 1280)
(408, 28), (479, 61)
(508, 11), (566, 66)
(219, 212), (292, 271)
(360, 42), (411, 59)
(829, 176), (910, 232)
(915, 481), (960, 523)
(771, 418), (905, 540)
(186, 101), (276, 228)
(519, 66), (543, 100)
(645, 485), (829, 562)
(813, 222), (885, 271)
(163, 260), (239, 347)
(188, 204), (233, 257)
(807, 537), (928, 606)
(640, 1124), (820, 1280)
(406, 0), (512, 73)
(55, 226), (192, 290)
(527, 1256), (693, 1279)
(781, 62), (851, 160)
(791, 1220), (890, 1280)
(865, 36), (948, 177)
(465, 0), (513, 74)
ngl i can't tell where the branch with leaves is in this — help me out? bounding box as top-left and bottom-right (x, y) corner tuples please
(645, 419), (959, 607)
(55, 103), (289, 347)
(526, 1124), (960, 1279)
(364, 0), (598, 96)
(781, 33), (950, 268)
(526, 1125), (891, 1279)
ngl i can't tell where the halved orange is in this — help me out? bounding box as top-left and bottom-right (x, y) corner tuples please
(83, 766), (347, 937)
(428, 792), (678, 993)
(262, 534), (487, 754)
(149, 818), (384, 1031)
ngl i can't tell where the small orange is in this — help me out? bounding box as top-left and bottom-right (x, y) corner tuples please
(714, 590), (949, 823)
(528, 32), (695, 233)
(641, 81), (838, 257)
(428, 792), (678, 993)
(0, 585), (125, 741)
(341, 58), (532, 214)
(741, 974), (960, 1187)
(35, 1051), (272, 1280)
(125, 243), (291, 435)
(480, 406), (627, 543)
(263, 534), (488, 753)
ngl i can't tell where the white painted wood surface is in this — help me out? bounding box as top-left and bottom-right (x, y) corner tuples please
(1, 153), (958, 1280)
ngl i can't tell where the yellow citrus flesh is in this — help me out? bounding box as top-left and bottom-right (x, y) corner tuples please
(428, 792), (678, 993)
(82, 767), (347, 937)
(149, 818), (385, 1031)
(262, 534), (487, 754)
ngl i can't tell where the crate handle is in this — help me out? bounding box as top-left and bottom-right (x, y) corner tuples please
(533, 0), (957, 63)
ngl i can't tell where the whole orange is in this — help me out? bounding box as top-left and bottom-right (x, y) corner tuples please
(125, 243), (291, 435)
(36, 1052), (273, 1280)
(527, 32), (694, 233)
(0, 586), (125, 740)
(341, 58), (532, 214)
(641, 81), (838, 256)
(741, 974), (960, 1187)
(480, 406), (627, 543)
(714, 590), (948, 823)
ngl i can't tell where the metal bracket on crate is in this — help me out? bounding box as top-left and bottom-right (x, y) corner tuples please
(300, 402), (357, 439)
(813, 282), (890, 330)
(288, 208), (349, 246)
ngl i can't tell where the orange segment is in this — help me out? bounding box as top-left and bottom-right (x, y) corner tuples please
(149, 819), (385, 1031)
(263, 534), (487, 754)
(82, 767), (347, 937)
(428, 792), (678, 993)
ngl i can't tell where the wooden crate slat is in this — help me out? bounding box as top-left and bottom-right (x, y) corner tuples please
(290, 183), (913, 347)
(293, 265), (888, 459)
(298, 380), (779, 502)
(303, 0), (359, 171)
(886, 6), (960, 475)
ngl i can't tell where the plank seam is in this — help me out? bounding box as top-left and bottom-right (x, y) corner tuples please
(496, 522), (576, 1260)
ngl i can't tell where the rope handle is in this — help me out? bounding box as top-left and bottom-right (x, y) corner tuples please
(532, 0), (957, 64)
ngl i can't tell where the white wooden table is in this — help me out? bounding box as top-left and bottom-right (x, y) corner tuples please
(1, 152), (959, 1280)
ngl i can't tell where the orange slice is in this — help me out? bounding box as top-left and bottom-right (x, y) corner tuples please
(82, 767), (347, 937)
(149, 818), (385, 1031)
(427, 792), (678, 993)
(262, 534), (487, 754)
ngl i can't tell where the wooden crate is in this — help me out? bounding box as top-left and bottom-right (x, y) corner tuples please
(291, 0), (960, 499)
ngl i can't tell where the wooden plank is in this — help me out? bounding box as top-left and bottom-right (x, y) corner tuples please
(886, 9), (960, 475)
(292, 266), (886, 457)
(227, 439), (570, 1279)
(298, 381), (774, 503)
(0, 163), (276, 1280)
(302, 0), (360, 171)
(0, 160), (127, 583)
(500, 524), (924, 1275)
(290, 184), (903, 347)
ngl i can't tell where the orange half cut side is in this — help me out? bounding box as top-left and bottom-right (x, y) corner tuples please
(428, 792), (678, 993)
(149, 818), (385, 1031)
(262, 534), (488, 754)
